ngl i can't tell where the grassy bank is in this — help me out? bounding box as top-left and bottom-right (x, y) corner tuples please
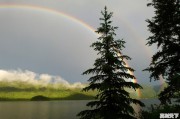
(0, 81), (162, 101)
(0, 81), (96, 101)
(0, 90), (96, 101)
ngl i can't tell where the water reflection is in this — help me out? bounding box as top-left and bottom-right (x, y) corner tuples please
(0, 99), (161, 119)
(0, 101), (88, 119)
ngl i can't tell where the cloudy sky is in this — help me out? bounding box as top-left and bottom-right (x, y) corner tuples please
(0, 0), (160, 85)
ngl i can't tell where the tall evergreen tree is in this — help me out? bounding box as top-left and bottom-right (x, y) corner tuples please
(144, 0), (180, 104)
(77, 7), (144, 119)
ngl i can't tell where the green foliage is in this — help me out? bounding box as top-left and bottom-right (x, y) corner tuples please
(0, 79), (165, 101)
(77, 6), (144, 119)
(0, 91), (95, 101)
(144, 0), (180, 104)
(139, 104), (180, 119)
(0, 80), (159, 101)
(0, 81), (96, 101)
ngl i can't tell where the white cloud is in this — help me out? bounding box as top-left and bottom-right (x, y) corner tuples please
(0, 69), (85, 89)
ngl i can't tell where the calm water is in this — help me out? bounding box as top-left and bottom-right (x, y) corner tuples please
(0, 99), (160, 119)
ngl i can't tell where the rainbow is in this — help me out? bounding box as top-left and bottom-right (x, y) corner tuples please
(0, 3), (96, 35)
(0, 3), (150, 98)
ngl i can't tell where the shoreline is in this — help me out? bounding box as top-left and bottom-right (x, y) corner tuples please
(0, 97), (157, 101)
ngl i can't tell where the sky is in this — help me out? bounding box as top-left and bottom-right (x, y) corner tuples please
(0, 0), (160, 85)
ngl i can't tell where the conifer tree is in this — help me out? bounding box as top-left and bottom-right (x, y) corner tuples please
(144, 0), (180, 104)
(77, 7), (144, 119)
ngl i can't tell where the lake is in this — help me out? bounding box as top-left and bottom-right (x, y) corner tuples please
(0, 99), (161, 119)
